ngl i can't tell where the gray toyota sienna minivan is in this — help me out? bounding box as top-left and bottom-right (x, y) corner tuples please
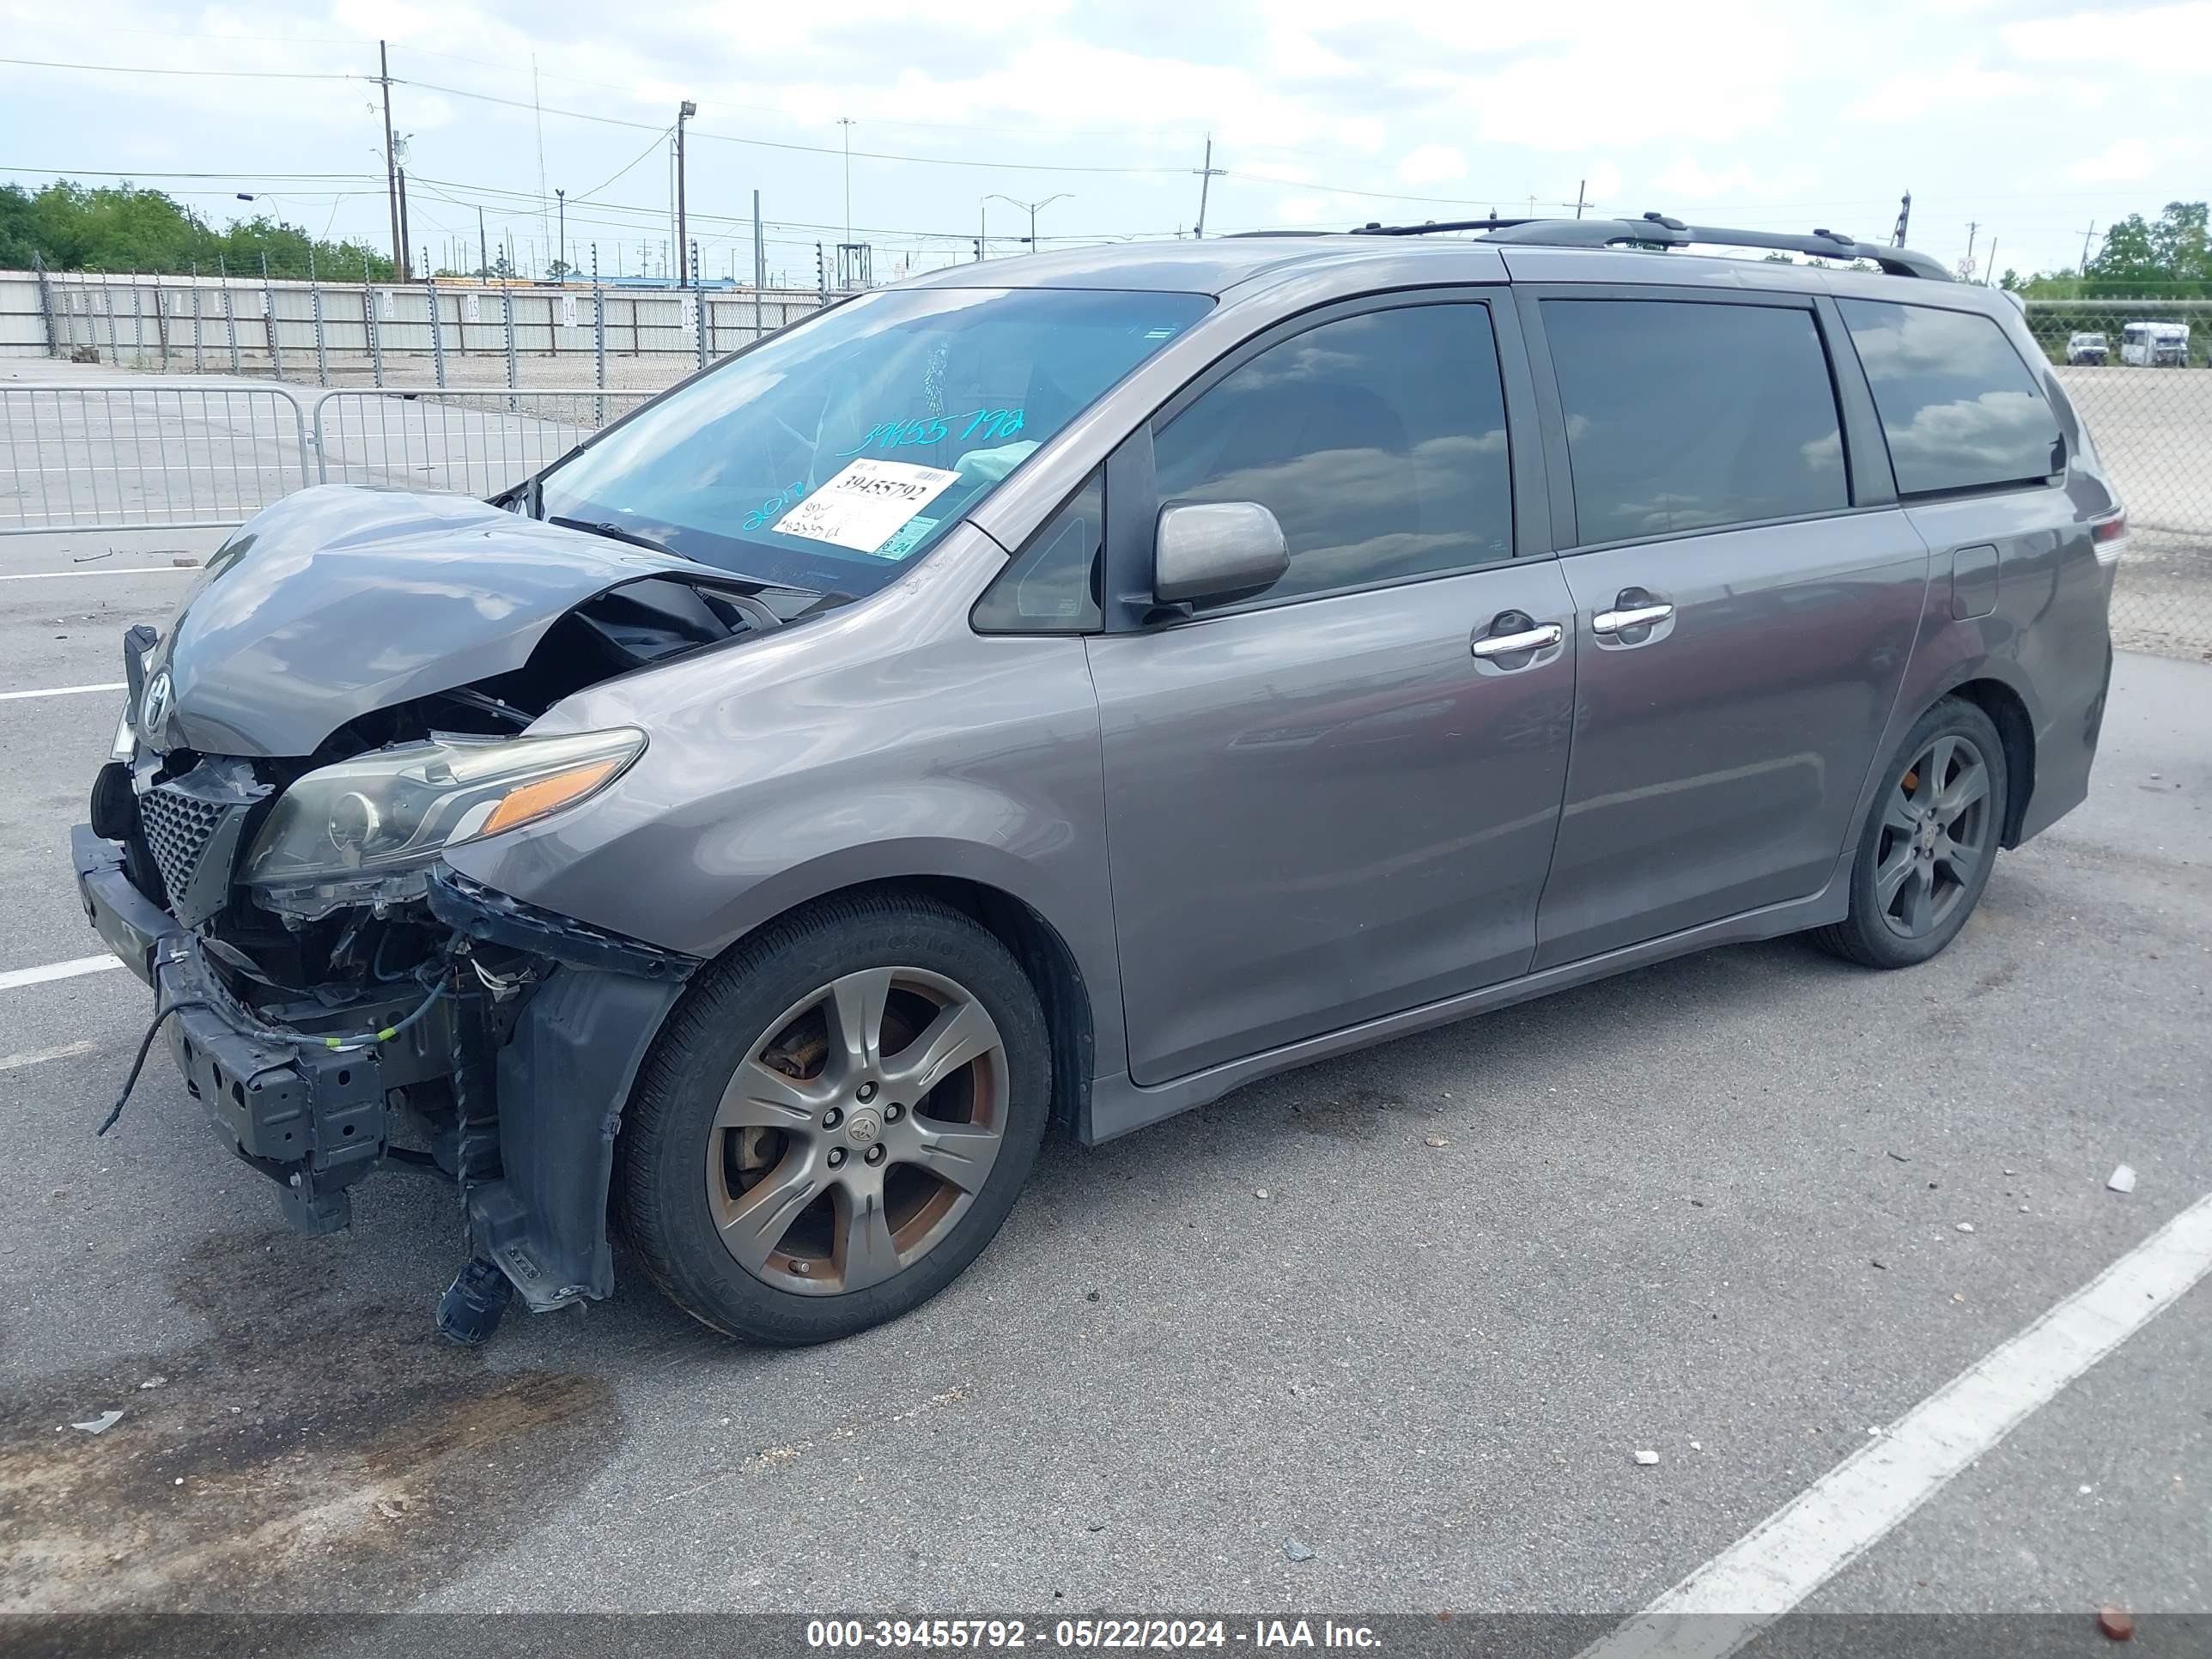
(75, 216), (2121, 1345)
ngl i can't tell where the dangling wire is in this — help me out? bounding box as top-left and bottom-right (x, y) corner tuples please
(97, 943), (456, 1139)
(97, 993), (209, 1137)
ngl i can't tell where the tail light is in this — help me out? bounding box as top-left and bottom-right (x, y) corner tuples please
(2090, 513), (2129, 568)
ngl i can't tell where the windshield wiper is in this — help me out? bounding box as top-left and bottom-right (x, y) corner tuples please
(548, 514), (678, 556)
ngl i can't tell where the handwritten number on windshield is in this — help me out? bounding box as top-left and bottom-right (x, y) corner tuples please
(838, 407), (1024, 457)
(743, 482), (806, 532)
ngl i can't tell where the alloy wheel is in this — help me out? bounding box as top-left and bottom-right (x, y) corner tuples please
(1875, 732), (1993, 940)
(704, 966), (1010, 1296)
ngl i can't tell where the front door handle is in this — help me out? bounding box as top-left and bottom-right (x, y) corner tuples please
(1471, 623), (1564, 659)
(1591, 602), (1674, 635)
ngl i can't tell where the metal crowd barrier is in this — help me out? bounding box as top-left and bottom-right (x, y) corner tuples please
(0, 385), (655, 536)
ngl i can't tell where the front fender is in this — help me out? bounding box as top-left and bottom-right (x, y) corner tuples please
(445, 544), (1128, 1078)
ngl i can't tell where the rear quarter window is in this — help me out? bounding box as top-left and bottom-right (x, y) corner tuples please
(1838, 301), (2063, 497)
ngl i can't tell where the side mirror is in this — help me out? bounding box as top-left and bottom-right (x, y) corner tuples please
(1153, 501), (1290, 607)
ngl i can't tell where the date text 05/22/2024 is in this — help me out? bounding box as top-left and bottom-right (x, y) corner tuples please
(805, 1620), (1382, 1650)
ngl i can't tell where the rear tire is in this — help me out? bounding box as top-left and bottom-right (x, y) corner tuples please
(615, 892), (1050, 1345)
(1812, 696), (2008, 969)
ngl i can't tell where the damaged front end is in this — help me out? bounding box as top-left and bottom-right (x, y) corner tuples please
(68, 486), (805, 1339)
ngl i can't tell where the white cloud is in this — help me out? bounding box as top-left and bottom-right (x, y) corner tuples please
(2069, 138), (2155, 182)
(1265, 27), (1358, 80)
(1370, 0), (1796, 149)
(1334, 117), (1386, 155)
(2, 0), (2202, 284)
(1399, 143), (1468, 184)
(1847, 60), (2026, 122)
(1656, 158), (1759, 199)
(1237, 159), (1321, 188)
(2006, 3), (2212, 67)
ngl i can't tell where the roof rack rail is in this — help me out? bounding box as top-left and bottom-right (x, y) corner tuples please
(1350, 211), (1954, 281)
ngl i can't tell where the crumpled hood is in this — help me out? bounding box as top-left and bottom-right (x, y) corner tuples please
(143, 485), (702, 758)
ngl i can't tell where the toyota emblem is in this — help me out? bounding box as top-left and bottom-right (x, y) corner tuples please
(140, 671), (173, 736)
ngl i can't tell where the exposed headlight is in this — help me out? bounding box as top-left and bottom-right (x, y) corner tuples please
(240, 727), (645, 904)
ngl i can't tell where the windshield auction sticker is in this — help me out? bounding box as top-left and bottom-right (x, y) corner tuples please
(775, 459), (963, 557)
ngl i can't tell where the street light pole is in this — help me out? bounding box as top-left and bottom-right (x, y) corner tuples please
(838, 117), (856, 255)
(987, 193), (1073, 250)
(675, 100), (697, 287)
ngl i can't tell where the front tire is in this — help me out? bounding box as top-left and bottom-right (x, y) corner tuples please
(616, 892), (1050, 1345)
(1813, 696), (2008, 969)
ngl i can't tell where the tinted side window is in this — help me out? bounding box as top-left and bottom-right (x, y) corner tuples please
(1543, 300), (1848, 544)
(1151, 304), (1512, 606)
(971, 471), (1103, 634)
(1838, 300), (2063, 496)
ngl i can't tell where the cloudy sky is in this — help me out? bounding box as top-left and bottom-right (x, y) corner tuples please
(2, 0), (2205, 284)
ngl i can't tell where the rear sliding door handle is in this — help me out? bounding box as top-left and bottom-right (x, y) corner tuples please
(1591, 603), (1674, 635)
(1471, 623), (1564, 659)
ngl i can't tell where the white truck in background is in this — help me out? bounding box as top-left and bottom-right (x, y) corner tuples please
(2119, 320), (2191, 366)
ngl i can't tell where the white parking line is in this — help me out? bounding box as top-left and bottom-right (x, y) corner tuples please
(0, 682), (127, 702)
(0, 955), (125, 993)
(0, 566), (198, 581)
(0, 1039), (98, 1073)
(1583, 1189), (2212, 1657)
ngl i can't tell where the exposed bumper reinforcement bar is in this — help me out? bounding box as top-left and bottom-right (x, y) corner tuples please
(74, 824), (702, 1320)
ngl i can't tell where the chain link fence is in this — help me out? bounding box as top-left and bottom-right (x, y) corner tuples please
(2022, 299), (2212, 660)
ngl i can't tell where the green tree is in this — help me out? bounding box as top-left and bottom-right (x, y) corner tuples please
(2084, 201), (2210, 295)
(0, 180), (392, 279)
(0, 184), (39, 266)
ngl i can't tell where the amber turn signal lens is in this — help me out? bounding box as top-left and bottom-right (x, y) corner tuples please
(480, 759), (621, 837)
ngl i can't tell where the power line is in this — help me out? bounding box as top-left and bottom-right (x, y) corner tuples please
(44, 20), (1216, 143)
(392, 76), (1194, 174)
(571, 124), (674, 205)
(1, 167), (385, 182)
(0, 54), (362, 81)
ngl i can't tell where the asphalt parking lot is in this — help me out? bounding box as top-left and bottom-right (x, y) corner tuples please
(1, 518), (2208, 1638)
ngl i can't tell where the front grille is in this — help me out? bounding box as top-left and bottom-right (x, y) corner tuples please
(134, 759), (272, 927)
(139, 784), (228, 902)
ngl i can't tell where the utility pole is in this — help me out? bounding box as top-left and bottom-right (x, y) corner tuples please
(1964, 221), (1978, 281)
(477, 206), (489, 278)
(556, 189), (566, 276)
(378, 41), (406, 279)
(395, 162), (411, 280)
(2079, 221), (2098, 276)
(753, 189), (765, 292)
(1985, 237), (1999, 286)
(1574, 179), (1587, 219)
(838, 117), (856, 252)
(675, 100), (696, 287)
(1193, 134), (1223, 238)
(1892, 191), (1911, 247)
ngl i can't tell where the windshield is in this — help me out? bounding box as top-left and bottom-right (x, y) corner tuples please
(539, 285), (1211, 596)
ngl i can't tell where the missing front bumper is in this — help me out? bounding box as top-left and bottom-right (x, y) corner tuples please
(71, 824), (697, 1315)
